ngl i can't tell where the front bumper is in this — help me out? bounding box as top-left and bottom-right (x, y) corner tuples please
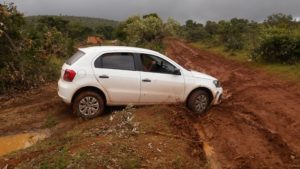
(212, 87), (223, 105)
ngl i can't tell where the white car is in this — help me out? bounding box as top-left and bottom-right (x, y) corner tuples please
(58, 46), (223, 118)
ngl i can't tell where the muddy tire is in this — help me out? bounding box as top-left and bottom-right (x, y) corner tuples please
(72, 91), (104, 119)
(187, 90), (210, 114)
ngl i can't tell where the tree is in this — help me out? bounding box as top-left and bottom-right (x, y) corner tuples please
(264, 13), (294, 28)
(183, 19), (208, 42)
(37, 16), (69, 33)
(0, 3), (24, 56)
(163, 17), (181, 36)
(217, 18), (250, 50)
(95, 25), (114, 39)
(143, 13), (159, 19)
(205, 21), (219, 35)
(67, 22), (94, 40)
(142, 16), (163, 42)
(121, 15), (163, 46)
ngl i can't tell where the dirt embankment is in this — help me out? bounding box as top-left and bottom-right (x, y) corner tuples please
(165, 38), (300, 169)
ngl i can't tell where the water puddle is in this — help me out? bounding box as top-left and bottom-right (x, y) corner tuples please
(0, 130), (50, 156)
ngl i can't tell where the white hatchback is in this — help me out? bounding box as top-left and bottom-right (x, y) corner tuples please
(58, 46), (223, 118)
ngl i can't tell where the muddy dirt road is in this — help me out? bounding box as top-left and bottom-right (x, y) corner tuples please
(0, 84), (207, 168)
(0, 38), (300, 169)
(165, 38), (300, 169)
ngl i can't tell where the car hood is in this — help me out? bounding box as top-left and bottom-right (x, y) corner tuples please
(190, 70), (216, 80)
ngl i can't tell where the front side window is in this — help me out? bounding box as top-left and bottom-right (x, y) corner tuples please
(140, 54), (176, 74)
(94, 53), (135, 71)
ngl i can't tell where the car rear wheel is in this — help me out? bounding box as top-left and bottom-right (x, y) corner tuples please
(73, 91), (104, 119)
(187, 90), (210, 114)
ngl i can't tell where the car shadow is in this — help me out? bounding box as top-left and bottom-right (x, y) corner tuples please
(100, 106), (127, 117)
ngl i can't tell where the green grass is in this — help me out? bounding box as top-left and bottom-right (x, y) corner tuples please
(191, 42), (300, 83)
(43, 114), (58, 128)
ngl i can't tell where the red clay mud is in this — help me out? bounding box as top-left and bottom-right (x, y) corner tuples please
(165, 38), (300, 169)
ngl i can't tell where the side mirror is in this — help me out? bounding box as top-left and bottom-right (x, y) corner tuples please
(173, 68), (181, 75)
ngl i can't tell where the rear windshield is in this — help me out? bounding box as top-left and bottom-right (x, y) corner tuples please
(66, 51), (85, 65)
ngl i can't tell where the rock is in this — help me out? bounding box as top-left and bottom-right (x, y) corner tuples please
(290, 155), (295, 160)
(2, 164), (8, 169)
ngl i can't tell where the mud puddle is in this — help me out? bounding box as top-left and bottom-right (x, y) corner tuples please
(0, 130), (50, 156)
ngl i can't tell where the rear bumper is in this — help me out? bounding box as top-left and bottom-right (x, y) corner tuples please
(57, 79), (75, 104)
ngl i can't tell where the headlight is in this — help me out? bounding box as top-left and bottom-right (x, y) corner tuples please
(213, 80), (221, 88)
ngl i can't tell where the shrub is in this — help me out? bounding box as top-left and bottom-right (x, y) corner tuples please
(224, 35), (244, 50)
(252, 33), (300, 64)
(183, 20), (208, 42)
(116, 14), (176, 51)
(0, 4), (74, 93)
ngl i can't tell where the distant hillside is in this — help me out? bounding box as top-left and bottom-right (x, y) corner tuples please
(25, 15), (119, 28)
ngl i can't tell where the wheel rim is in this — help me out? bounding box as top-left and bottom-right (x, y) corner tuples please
(194, 94), (208, 113)
(78, 96), (100, 116)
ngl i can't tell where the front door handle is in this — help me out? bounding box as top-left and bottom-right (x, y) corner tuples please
(99, 75), (109, 78)
(142, 79), (151, 82)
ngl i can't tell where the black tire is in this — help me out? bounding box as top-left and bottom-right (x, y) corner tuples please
(187, 90), (210, 114)
(72, 91), (104, 119)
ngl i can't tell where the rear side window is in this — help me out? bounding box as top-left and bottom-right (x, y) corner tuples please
(94, 53), (135, 71)
(66, 51), (85, 65)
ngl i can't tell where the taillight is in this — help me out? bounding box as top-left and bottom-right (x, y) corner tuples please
(63, 69), (76, 82)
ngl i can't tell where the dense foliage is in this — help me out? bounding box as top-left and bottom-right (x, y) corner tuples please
(252, 29), (300, 63)
(0, 4), (120, 93)
(114, 14), (180, 52)
(26, 15), (118, 29)
(181, 13), (300, 64)
(27, 16), (118, 41)
(0, 4), (75, 93)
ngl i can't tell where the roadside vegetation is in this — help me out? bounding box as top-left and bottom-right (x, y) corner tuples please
(0, 3), (179, 93)
(115, 13), (180, 52)
(181, 14), (300, 81)
(0, 3), (123, 94)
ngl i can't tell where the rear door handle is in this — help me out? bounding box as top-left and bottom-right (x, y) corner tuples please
(142, 79), (151, 82)
(99, 75), (109, 78)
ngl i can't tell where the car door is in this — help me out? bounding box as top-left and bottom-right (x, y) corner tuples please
(93, 52), (141, 105)
(138, 53), (185, 104)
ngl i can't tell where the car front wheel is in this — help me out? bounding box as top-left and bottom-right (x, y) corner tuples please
(73, 91), (104, 119)
(187, 90), (210, 114)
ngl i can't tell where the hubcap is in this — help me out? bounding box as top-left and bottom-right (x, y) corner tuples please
(194, 95), (208, 113)
(78, 96), (100, 116)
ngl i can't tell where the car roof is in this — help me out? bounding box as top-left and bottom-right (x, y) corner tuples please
(77, 45), (184, 70)
(78, 46), (161, 55)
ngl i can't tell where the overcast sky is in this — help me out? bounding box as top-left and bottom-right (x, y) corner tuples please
(3, 0), (300, 23)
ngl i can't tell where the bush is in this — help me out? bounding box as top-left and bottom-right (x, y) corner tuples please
(183, 20), (208, 42)
(224, 35), (244, 50)
(0, 4), (74, 93)
(115, 14), (178, 51)
(218, 19), (250, 50)
(252, 33), (300, 64)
